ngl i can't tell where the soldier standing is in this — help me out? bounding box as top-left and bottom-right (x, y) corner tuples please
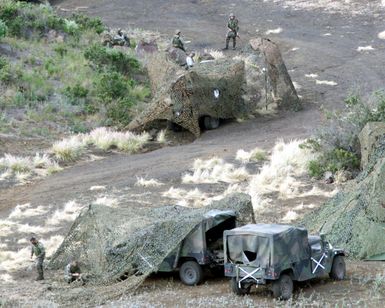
(172, 29), (186, 52)
(224, 13), (239, 50)
(30, 237), (45, 281)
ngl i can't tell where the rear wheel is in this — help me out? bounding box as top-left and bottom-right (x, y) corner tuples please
(329, 255), (346, 280)
(231, 277), (251, 295)
(203, 116), (220, 130)
(271, 274), (293, 300)
(179, 261), (203, 286)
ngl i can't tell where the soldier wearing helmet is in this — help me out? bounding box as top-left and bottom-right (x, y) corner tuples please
(172, 29), (186, 52)
(224, 13), (239, 50)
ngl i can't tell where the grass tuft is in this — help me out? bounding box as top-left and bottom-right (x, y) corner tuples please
(51, 136), (86, 162)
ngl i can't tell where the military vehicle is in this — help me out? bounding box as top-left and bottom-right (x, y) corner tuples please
(158, 209), (237, 285)
(224, 224), (346, 300)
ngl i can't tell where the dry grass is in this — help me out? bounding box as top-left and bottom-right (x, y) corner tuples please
(248, 139), (317, 202)
(46, 201), (83, 226)
(162, 187), (209, 207)
(315, 79), (338, 86)
(85, 127), (150, 153)
(135, 177), (164, 187)
(235, 148), (267, 163)
(51, 135), (86, 162)
(8, 203), (48, 220)
(265, 27), (283, 35)
(182, 157), (250, 184)
(156, 129), (167, 144)
(94, 196), (119, 208)
(0, 154), (32, 173)
(204, 49), (225, 60)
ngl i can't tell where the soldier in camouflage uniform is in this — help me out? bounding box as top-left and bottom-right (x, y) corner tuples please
(64, 260), (85, 284)
(30, 237), (45, 281)
(224, 13), (239, 50)
(172, 29), (186, 52)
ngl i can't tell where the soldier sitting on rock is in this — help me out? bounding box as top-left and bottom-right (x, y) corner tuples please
(113, 28), (130, 47)
(172, 29), (186, 52)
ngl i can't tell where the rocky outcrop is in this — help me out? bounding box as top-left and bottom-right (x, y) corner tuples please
(249, 38), (301, 111)
(358, 122), (385, 169)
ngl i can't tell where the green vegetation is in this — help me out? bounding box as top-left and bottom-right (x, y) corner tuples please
(0, 0), (151, 140)
(303, 91), (385, 178)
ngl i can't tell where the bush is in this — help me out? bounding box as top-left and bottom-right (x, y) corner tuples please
(0, 19), (7, 38)
(94, 71), (131, 102)
(84, 44), (140, 75)
(70, 13), (104, 34)
(106, 96), (135, 126)
(305, 91), (385, 177)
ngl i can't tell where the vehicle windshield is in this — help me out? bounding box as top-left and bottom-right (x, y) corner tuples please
(227, 234), (270, 266)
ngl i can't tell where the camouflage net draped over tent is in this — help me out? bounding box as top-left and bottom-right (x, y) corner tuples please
(303, 138), (385, 260)
(49, 193), (254, 303)
(128, 37), (300, 137)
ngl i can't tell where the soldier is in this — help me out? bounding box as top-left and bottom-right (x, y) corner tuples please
(172, 29), (186, 52)
(30, 237), (45, 281)
(64, 260), (84, 284)
(224, 13), (239, 50)
(113, 28), (130, 47)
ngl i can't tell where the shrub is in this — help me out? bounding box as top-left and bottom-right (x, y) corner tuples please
(84, 44), (140, 75)
(94, 71), (130, 102)
(0, 56), (14, 84)
(305, 91), (385, 177)
(63, 83), (89, 105)
(70, 13), (104, 34)
(106, 96), (135, 126)
(0, 19), (7, 38)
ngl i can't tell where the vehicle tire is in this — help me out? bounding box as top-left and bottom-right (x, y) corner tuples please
(271, 274), (293, 300)
(329, 255), (346, 280)
(230, 277), (251, 295)
(203, 116), (220, 130)
(179, 261), (203, 286)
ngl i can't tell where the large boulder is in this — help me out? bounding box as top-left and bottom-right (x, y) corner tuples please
(249, 38), (301, 111)
(358, 122), (385, 169)
(303, 137), (385, 260)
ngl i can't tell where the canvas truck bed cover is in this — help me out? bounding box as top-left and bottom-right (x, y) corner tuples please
(48, 193), (254, 303)
(224, 224), (309, 266)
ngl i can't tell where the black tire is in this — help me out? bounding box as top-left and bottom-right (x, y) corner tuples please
(203, 116), (220, 130)
(271, 274), (293, 300)
(179, 261), (203, 286)
(329, 255), (346, 280)
(230, 277), (251, 295)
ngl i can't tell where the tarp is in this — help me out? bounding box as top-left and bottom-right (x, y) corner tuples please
(48, 193), (254, 304)
(225, 224), (309, 267)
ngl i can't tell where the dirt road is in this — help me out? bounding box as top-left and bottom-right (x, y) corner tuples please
(2, 0), (385, 306)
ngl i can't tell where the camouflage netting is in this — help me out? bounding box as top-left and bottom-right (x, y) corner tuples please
(303, 135), (385, 260)
(49, 193), (254, 303)
(128, 37), (300, 137)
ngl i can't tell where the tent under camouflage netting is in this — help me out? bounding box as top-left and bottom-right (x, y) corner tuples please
(48, 193), (254, 303)
(128, 37), (300, 137)
(303, 135), (385, 260)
